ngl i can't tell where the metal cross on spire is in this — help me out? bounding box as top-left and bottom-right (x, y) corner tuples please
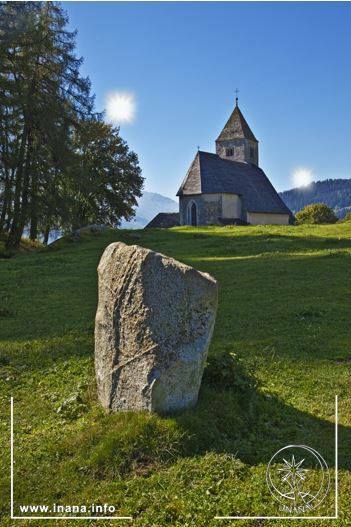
(235, 88), (239, 107)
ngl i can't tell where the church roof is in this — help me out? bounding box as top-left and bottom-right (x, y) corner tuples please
(145, 212), (180, 229)
(177, 151), (291, 215)
(216, 105), (258, 143)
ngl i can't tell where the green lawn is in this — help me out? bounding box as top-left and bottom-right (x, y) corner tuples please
(0, 224), (350, 526)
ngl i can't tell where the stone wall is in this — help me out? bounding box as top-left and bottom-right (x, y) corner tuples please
(179, 194), (222, 225)
(215, 138), (258, 165)
(179, 193), (243, 225)
(180, 195), (289, 226)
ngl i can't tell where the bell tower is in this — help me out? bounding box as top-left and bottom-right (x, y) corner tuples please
(215, 96), (259, 165)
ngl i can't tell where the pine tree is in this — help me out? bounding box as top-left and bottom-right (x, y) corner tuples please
(0, 2), (143, 247)
(1, 2), (93, 248)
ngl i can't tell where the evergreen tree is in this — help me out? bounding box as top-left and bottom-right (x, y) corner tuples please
(0, 2), (143, 248)
(1, 2), (94, 248)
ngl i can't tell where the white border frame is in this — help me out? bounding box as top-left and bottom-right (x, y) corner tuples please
(9, 396), (339, 521)
(10, 397), (132, 521)
(215, 395), (339, 520)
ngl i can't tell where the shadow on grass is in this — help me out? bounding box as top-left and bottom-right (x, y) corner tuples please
(2, 247), (350, 369)
(142, 228), (351, 261)
(60, 374), (350, 482)
(1, 227), (350, 343)
(4, 227), (351, 508)
(175, 380), (349, 471)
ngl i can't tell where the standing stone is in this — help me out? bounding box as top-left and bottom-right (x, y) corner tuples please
(95, 242), (218, 413)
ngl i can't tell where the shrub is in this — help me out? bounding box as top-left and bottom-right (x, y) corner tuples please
(203, 351), (258, 391)
(295, 203), (338, 224)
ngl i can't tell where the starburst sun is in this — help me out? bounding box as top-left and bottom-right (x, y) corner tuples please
(278, 455), (308, 485)
(106, 91), (135, 124)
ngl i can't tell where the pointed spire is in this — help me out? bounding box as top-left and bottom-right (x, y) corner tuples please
(216, 104), (257, 143)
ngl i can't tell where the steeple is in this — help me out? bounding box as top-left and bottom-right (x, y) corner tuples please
(216, 103), (259, 165)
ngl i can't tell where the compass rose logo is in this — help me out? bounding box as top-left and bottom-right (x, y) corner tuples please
(266, 445), (330, 513)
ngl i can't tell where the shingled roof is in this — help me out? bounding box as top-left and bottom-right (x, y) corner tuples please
(216, 105), (258, 142)
(177, 151), (291, 215)
(145, 212), (180, 229)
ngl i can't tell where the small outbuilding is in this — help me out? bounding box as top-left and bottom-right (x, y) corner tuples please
(145, 212), (180, 229)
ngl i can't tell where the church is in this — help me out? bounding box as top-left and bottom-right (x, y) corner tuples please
(176, 99), (292, 226)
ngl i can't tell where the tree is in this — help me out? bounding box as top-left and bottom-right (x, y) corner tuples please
(0, 1), (93, 248)
(61, 119), (143, 231)
(0, 2), (143, 248)
(295, 203), (338, 225)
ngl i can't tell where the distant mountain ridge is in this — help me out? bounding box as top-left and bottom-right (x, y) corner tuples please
(120, 191), (178, 229)
(279, 178), (351, 218)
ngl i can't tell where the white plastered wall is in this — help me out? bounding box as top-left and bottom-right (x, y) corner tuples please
(247, 212), (289, 225)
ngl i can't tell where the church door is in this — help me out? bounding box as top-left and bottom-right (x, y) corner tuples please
(190, 202), (197, 226)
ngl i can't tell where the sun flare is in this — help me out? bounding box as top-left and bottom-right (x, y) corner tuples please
(106, 91), (135, 124)
(292, 167), (313, 188)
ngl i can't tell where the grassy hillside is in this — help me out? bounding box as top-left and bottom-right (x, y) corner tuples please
(0, 224), (350, 526)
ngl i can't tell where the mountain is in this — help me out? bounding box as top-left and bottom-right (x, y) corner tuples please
(120, 191), (178, 229)
(279, 178), (351, 218)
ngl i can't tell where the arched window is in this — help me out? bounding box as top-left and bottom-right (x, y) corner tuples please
(190, 202), (197, 226)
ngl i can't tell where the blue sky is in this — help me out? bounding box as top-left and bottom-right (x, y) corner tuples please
(64, 2), (351, 199)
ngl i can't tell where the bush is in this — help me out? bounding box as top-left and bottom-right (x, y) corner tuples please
(295, 203), (338, 224)
(203, 351), (258, 391)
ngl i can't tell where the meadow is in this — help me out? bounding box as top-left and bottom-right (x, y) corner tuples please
(0, 223), (350, 526)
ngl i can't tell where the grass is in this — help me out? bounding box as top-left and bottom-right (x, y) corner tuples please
(0, 233), (41, 259)
(0, 223), (350, 526)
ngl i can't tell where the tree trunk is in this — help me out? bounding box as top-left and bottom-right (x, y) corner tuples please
(0, 172), (11, 232)
(6, 125), (28, 249)
(29, 169), (38, 240)
(4, 215), (11, 232)
(0, 109), (12, 233)
(43, 225), (50, 245)
(7, 51), (38, 249)
(29, 216), (38, 241)
(14, 130), (33, 247)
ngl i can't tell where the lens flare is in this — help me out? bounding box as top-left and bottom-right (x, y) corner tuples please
(292, 167), (313, 188)
(106, 91), (135, 124)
